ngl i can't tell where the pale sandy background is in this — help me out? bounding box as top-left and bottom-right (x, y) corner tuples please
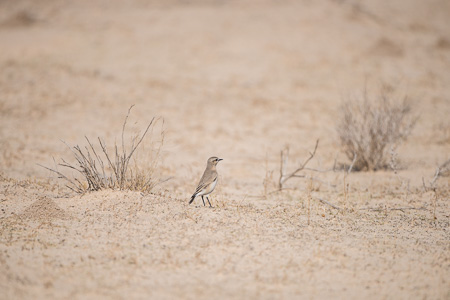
(0, 0), (449, 299)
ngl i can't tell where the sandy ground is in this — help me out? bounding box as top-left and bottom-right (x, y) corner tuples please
(0, 0), (449, 299)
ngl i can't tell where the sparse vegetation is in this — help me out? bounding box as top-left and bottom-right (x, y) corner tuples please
(40, 106), (164, 194)
(337, 89), (417, 171)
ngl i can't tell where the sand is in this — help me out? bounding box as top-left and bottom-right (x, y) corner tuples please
(0, 0), (449, 299)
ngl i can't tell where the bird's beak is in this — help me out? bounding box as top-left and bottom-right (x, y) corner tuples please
(218, 158), (223, 161)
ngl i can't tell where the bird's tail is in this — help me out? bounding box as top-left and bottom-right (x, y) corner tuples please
(189, 194), (196, 204)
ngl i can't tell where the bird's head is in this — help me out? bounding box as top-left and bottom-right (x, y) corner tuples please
(207, 156), (223, 166)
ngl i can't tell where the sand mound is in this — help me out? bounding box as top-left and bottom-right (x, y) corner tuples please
(19, 197), (69, 221)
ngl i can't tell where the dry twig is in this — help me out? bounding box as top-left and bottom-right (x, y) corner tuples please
(278, 139), (319, 190)
(359, 206), (426, 213)
(422, 159), (450, 191)
(313, 196), (341, 210)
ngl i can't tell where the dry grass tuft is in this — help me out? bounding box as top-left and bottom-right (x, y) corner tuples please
(40, 106), (164, 194)
(337, 88), (417, 171)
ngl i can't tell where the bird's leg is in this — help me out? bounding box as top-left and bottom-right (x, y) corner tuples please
(201, 196), (206, 206)
(206, 196), (212, 208)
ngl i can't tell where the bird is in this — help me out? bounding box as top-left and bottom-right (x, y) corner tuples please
(189, 156), (223, 207)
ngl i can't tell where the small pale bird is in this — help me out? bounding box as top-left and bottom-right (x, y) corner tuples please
(189, 156), (223, 207)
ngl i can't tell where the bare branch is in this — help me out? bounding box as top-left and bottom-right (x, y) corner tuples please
(423, 158), (450, 191)
(278, 139), (319, 189)
(122, 104), (135, 158)
(37, 163), (83, 193)
(359, 206), (426, 212)
(313, 196), (341, 210)
(303, 167), (335, 173)
(347, 153), (357, 174)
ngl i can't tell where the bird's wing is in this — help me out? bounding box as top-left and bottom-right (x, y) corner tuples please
(193, 170), (217, 195)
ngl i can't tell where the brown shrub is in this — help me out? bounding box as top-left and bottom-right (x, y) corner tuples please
(337, 89), (417, 171)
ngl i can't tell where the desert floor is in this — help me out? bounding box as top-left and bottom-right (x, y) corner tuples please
(0, 0), (449, 299)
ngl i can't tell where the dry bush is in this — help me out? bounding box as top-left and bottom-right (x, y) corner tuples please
(337, 89), (417, 171)
(40, 106), (164, 194)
